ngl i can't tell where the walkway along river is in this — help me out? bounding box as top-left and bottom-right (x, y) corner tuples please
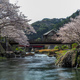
(0, 53), (80, 80)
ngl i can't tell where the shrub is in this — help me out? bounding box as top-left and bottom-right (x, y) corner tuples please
(54, 46), (59, 49)
(72, 43), (78, 48)
(72, 48), (76, 51)
(62, 45), (69, 50)
(15, 47), (23, 51)
(36, 38), (41, 41)
(54, 46), (62, 50)
(54, 45), (69, 50)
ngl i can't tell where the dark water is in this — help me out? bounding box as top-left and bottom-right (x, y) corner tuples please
(0, 54), (80, 80)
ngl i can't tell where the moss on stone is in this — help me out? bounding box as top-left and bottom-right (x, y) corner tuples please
(56, 49), (78, 67)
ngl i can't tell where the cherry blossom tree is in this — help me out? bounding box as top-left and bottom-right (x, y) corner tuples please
(0, 0), (36, 46)
(57, 16), (80, 44)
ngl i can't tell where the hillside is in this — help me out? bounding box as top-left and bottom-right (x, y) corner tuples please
(27, 10), (80, 40)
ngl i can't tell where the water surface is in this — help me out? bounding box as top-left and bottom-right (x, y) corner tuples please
(0, 54), (80, 80)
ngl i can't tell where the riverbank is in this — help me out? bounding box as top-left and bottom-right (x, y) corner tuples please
(54, 48), (80, 68)
(36, 47), (80, 68)
(55, 49), (77, 67)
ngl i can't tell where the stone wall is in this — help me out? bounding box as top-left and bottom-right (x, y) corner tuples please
(56, 49), (78, 67)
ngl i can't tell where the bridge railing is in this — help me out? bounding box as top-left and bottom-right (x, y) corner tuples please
(29, 39), (73, 45)
(29, 39), (58, 42)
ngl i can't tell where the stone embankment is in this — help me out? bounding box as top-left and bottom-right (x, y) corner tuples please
(0, 51), (26, 58)
(56, 49), (80, 68)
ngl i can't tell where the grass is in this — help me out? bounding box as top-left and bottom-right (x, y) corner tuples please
(0, 57), (7, 60)
(55, 50), (68, 55)
(55, 50), (69, 61)
(38, 49), (58, 53)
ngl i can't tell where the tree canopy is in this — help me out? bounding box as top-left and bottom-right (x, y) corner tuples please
(28, 10), (80, 40)
(0, 0), (36, 46)
(57, 15), (80, 44)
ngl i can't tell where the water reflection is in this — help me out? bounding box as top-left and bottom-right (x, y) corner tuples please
(0, 54), (80, 80)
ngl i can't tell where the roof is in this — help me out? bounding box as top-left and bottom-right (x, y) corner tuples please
(43, 30), (56, 36)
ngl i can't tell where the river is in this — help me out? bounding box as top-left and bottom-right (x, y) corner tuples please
(0, 53), (80, 80)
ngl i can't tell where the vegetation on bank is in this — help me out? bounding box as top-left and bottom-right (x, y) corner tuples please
(36, 43), (80, 68)
(0, 57), (7, 60)
(36, 45), (70, 55)
(15, 47), (26, 52)
(55, 44), (80, 68)
(38, 49), (58, 53)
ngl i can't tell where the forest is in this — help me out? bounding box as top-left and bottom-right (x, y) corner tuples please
(27, 10), (80, 40)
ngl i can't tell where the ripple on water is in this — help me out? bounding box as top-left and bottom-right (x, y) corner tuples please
(0, 53), (78, 80)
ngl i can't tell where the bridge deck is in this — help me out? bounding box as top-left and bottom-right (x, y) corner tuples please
(29, 41), (72, 45)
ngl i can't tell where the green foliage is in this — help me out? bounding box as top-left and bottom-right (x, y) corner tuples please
(72, 43), (78, 48)
(54, 45), (69, 50)
(35, 38), (41, 41)
(55, 50), (68, 55)
(77, 56), (80, 64)
(54, 46), (59, 49)
(0, 57), (7, 60)
(27, 10), (80, 40)
(15, 47), (25, 51)
(72, 48), (77, 51)
(54, 45), (62, 50)
(0, 37), (5, 43)
(61, 45), (69, 50)
(28, 18), (65, 40)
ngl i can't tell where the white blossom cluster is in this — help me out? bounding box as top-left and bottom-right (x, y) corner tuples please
(57, 15), (80, 44)
(0, 1), (36, 46)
